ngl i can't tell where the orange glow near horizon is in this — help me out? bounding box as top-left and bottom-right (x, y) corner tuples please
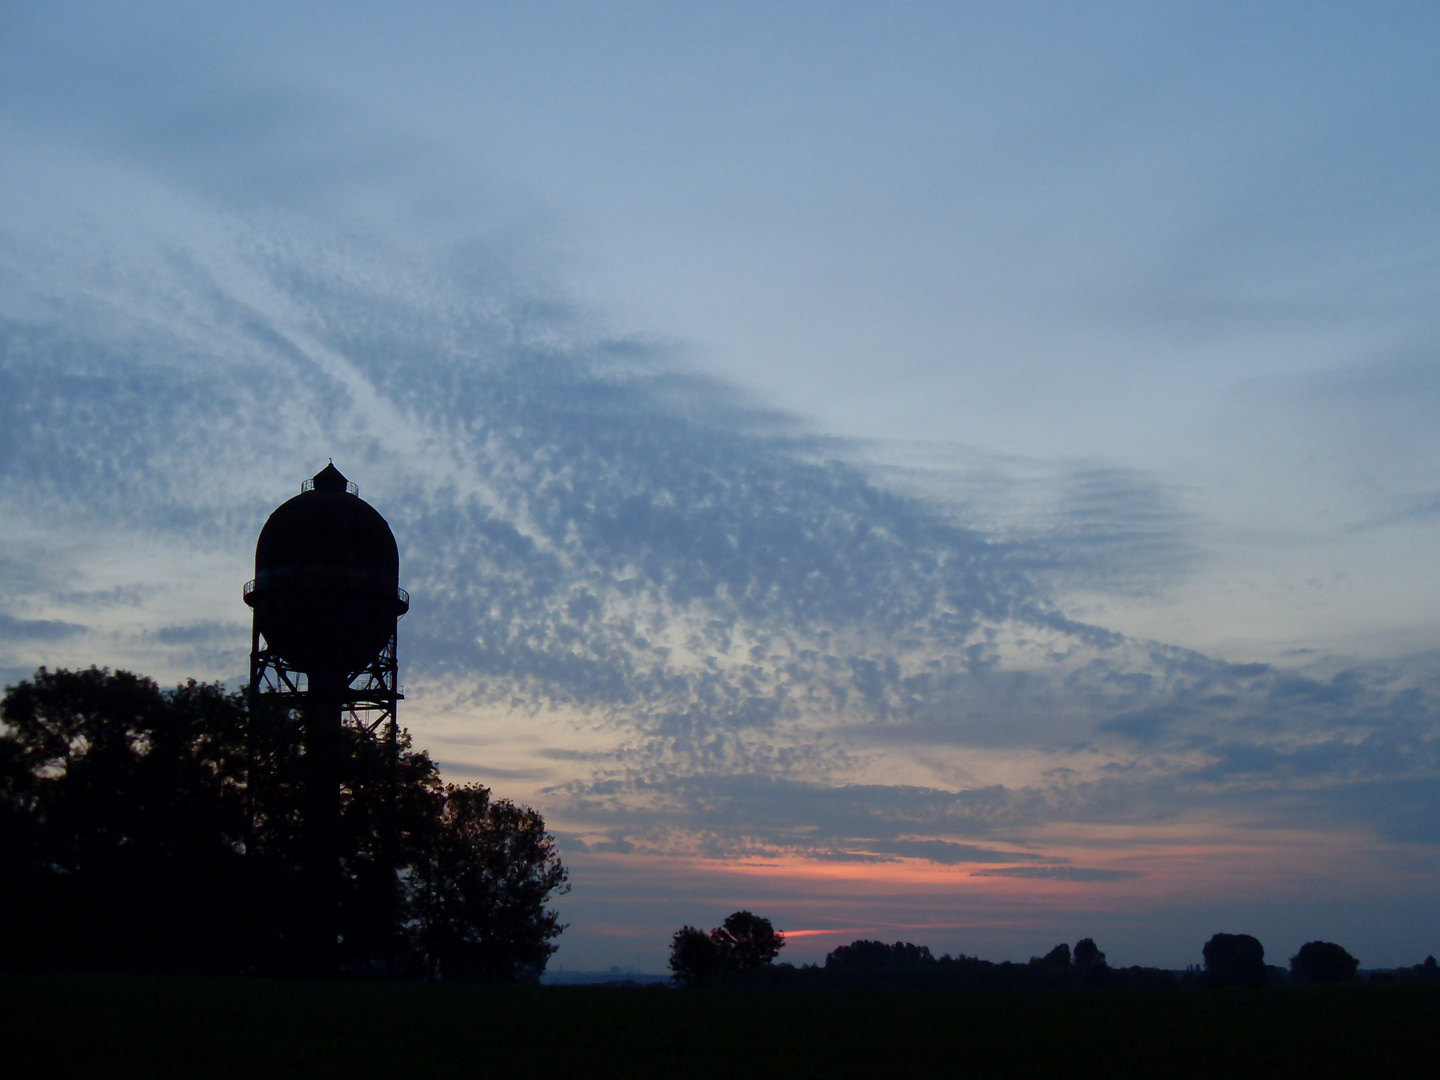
(781, 922), (1024, 938)
(547, 822), (1440, 970)
(560, 821), (1427, 913)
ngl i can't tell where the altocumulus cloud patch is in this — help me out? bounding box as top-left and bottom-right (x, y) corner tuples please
(2, 208), (1440, 867)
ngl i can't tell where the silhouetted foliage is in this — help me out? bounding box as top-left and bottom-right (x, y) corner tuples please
(0, 667), (566, 980)
(1073, 937), (1104, 968)
(1373, 956), (1440, 983)
(1289, 941), (1358, 984)
(1202, 933), (1268, 987)
(1384, 955), (1440, 983)
(1072, 937), (1111, 986)
(0, 668), (249, 971)
(824, 940), (937, 988)
(747, 937), (1167, 991)
(669, 926), (725, 986)
(1040, 943), (1072, 968)
(410, 784), (568, 983)
(669, 910), (784, 985)
(716, 910), (785, 972)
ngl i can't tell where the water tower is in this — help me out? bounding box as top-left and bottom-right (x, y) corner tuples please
(244, 463), (408, 974)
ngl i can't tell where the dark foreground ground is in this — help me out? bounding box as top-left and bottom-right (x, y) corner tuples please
(3, 973), (1438, 1078)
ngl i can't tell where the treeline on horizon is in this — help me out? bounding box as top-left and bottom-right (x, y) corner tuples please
(690, 937), (1440, 991)
(667, 916), (1440, 992)
(0, 667), (568, 981)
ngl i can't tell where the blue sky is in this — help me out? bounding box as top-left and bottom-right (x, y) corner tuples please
(2, 1), (1440, 971)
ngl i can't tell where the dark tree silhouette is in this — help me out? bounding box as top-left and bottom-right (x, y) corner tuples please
(823, 941), (937, 988)
(779, 937), (1153, 991)
(1073, 938), (1105, 968)
(1039, 943), (1072, 968)
(1072, 937), (1111, 987)
(714, 910), (785, 973)
(829, 940), (935, 973)
(1202, 933), (1268, 987)
(669, 911), (785, 985)
(1408, 955), (1440, 981)
(0, 667), (567, 980)
(669, 925), (725, 986)
(410, 784), (568, 983)
(1289, 941), (1358, 984)
(0, 668), (249, 971)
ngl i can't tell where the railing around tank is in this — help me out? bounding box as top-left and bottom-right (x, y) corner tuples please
(300, 477), (361, 495)
(244, 579), (408, 607)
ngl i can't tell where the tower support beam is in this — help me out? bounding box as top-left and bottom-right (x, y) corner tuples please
(247, 623), (402, 977)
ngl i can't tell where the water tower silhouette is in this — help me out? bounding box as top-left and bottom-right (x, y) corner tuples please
(244, 463), (408, 974)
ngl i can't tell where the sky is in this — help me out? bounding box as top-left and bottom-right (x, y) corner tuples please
(2, 1), (1440, 972)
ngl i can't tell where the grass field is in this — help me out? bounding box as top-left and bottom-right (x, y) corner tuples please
(3, 973), (1438, 1078)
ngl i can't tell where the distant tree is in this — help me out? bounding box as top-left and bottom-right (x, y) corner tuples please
(1202, 933), (1268, 987)
(1073, 938), (1105, 968)
(714, 910), (785, 973)
(1022, 943), (1074, 986)
(1038, 943), (1072, 968)
(669, 926), (725, 986)
(1072, 938), (1111, 987)
(1023, 941), (1114, 987)
(828, 940), (935, 973)
(825, 940), (937, 988)
(669, 911), (785, 985)
(1289, 941), (1358, 984)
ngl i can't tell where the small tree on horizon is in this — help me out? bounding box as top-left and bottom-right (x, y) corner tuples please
(1289, 940), (1358, 984)
(669, 910), (784, 985)
(714, 910), (785, 972)
(1073, 938), (1105, 968)
(669, 925), (725, 986)
(1202, 933), (1268, 987)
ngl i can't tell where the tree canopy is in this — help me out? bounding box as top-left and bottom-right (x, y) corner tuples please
(1289, 941), (1359, 984)
(1202, 933), (1269, 987)
(672, 934), (1174, 990)
(669, 910), (785, 985)
(0, 666), (566, 980)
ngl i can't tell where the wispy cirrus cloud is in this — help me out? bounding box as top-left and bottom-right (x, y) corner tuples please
(6, 205), (1440, 878)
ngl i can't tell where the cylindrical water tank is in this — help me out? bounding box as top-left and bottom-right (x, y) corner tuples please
(244, 464), (408, 679)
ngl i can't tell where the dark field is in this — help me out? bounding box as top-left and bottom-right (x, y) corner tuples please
(3, 974), (1438, 1078)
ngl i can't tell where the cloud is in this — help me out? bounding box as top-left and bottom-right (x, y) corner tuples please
(0, 612), (84, 642)
(971, 867), (1142, 883)
(548, 773), (1035, 847)
(857, 447), (1198, 598)
(861, 840), (1050, 865)
(151, 622), (244, 646)
(6, 207), (1440, 864)
(3, 43), (1440, 899)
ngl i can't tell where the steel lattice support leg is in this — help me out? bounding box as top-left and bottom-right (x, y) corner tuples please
(247, 621), (401, 978)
